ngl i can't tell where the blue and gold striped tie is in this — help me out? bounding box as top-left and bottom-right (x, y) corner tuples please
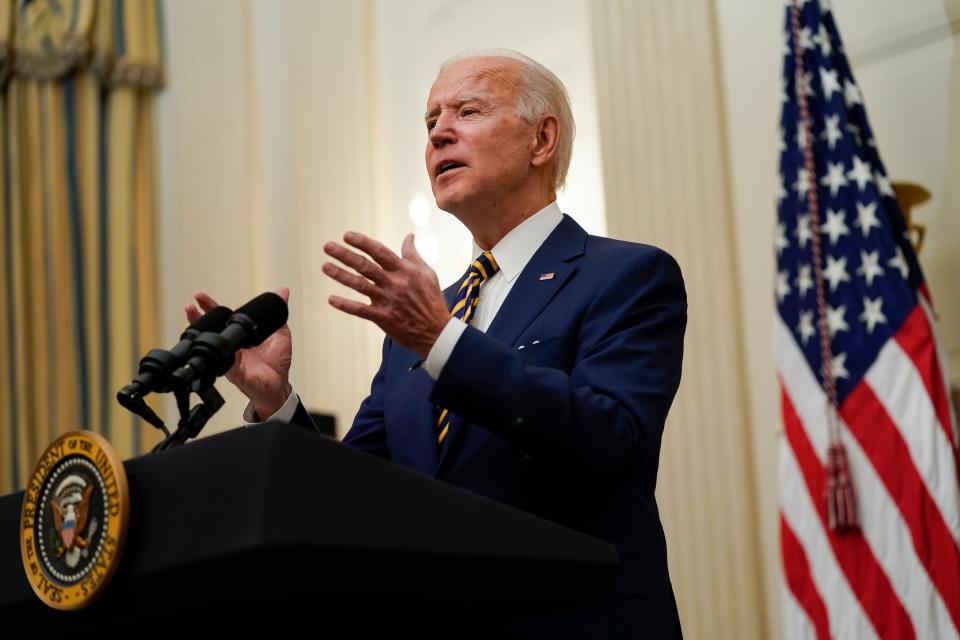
(436, 251), (500, 445)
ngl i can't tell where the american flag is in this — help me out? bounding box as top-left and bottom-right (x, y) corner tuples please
(776, 1), (960, 638)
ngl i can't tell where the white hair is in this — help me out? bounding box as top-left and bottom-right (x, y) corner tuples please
(438, 49), (576, 192)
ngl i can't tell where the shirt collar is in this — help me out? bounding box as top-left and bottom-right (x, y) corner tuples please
(471, 201), (564, 283)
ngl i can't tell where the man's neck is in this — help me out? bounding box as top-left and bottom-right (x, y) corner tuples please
(454, 191), (556, 250)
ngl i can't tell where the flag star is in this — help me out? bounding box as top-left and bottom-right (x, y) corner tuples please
(820, 161), (848, 196)
(795, 121), (810, 150)
(826, 303), (849, 337)
(856, 249), (884, 286)
(794, 167), (811, 199)
(854, 201), (881, 237)
(776, 270), (792, 302)
(795, 213), (813, 248)
(783, 34), (792, 58)
(820, 208), (849, 245)
(824, 254), (851, 291)
(795, 264), (814, 297)
(820, 67), (842, 101)
(799, 27), (815, 51)
(813, 24), (832, 57)
(797, 310), (816, 345)
(821, 114), (843, 150)
(775, 222), (789, 256)
(777, 182), (788, 205)
(778, 128), (787, 153)
(888, 246), (909, 279)
(844, 79), (862, 108)
(859, 296), (887, 334)
(846, 156), (873, 191)
(831, 352), (850, 379)
(875, 173), (895, 198)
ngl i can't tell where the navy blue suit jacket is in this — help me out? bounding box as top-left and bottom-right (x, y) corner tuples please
(295, 214), (686, 637)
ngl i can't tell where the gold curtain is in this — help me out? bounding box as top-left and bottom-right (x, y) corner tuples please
(0, 0), (163, 494)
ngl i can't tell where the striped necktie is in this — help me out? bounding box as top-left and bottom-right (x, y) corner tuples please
(436, 250), (500, 445)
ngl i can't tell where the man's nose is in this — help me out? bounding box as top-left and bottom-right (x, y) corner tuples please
(428, 113), (456, 147)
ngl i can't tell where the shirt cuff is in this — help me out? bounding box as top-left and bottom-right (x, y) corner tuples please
(242, 388), (300, 425)
(423, 318), (468, 380)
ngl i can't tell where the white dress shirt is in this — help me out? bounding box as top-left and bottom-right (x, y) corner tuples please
(243, 200), (564, 425)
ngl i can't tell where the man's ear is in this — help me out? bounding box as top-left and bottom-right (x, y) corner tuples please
(530, 114), (560, 169)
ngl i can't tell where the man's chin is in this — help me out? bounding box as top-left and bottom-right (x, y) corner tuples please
(433, 191), (469, 215)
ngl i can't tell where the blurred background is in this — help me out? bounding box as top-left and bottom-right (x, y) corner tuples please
(1, 0), (958, 637)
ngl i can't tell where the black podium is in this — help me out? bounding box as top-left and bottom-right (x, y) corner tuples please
(0, 422), (618, 634)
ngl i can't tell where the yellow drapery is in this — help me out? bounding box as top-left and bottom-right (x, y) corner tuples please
(0, 0), (163, 493)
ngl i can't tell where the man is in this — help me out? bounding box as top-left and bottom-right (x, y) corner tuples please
(187, 50), (686, 637)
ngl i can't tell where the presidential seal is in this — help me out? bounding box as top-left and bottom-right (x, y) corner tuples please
(20, 431), (130, 610)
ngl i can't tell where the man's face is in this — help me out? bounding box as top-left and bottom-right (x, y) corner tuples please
(424, 58), (536, 214)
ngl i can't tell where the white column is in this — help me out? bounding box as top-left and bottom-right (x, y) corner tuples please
(589, 1), (767, 637)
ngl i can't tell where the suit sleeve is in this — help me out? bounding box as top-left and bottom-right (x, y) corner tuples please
(429, 248), (686, 491)
(340, 335), (393, 460)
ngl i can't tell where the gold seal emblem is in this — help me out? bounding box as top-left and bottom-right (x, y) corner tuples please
(20, 430), (130, 610)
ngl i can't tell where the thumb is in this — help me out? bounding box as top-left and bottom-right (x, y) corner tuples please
(401, 233), (424, 265)
(275, 286), (290, 304)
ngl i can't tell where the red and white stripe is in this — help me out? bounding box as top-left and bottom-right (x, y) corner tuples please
(777, 311), (960, 639)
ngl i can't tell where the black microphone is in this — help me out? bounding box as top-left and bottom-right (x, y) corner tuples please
(170, 292), (288, 390)
(117, 306), (234, 410)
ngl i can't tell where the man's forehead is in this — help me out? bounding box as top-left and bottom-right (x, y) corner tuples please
(425, 59), (519, 113)
(424, 89), (494, 119)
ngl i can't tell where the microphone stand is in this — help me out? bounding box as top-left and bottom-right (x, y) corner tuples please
(151, 377), (225, 453)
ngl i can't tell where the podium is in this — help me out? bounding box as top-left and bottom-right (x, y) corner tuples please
(0, 423), (618, 633)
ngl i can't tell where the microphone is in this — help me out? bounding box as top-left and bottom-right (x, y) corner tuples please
(117, 305), (234, 410)
(170, 292), (288, 390)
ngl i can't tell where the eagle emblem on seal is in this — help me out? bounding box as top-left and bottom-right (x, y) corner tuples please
(48, 475), (98, 568)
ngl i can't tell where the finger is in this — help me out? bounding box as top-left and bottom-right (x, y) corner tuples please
(322, 262), (382, 300)
(324, 241), (387, 284)
(275, 286), (290, 304)
(192, 291), (221, 313)
(343, 231), (404, 271)
(185, 303), (202, 325)
(328, 294), (378, 322)
(400, 233), (425, 266)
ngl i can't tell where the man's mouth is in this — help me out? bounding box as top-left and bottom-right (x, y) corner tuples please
(437, 162), (466, 176)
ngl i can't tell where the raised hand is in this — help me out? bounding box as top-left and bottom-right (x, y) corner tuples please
(184, 288), (293, 419)
(322, 232), (450, 357)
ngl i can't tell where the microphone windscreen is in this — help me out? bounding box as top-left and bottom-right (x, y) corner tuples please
(234, 292), (289, 345)
(188, 305), (234, 335)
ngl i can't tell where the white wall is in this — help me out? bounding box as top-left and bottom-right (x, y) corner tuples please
(157, 0), (382, 435)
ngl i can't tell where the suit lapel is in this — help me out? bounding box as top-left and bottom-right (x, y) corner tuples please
(435, 214), (587, 475)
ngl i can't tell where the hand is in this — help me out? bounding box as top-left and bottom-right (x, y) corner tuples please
(184, 288), (293, 419)
(322, 232), (450, 357)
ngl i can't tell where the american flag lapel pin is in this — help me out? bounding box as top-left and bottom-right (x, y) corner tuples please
(539, 272), (555, 281)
